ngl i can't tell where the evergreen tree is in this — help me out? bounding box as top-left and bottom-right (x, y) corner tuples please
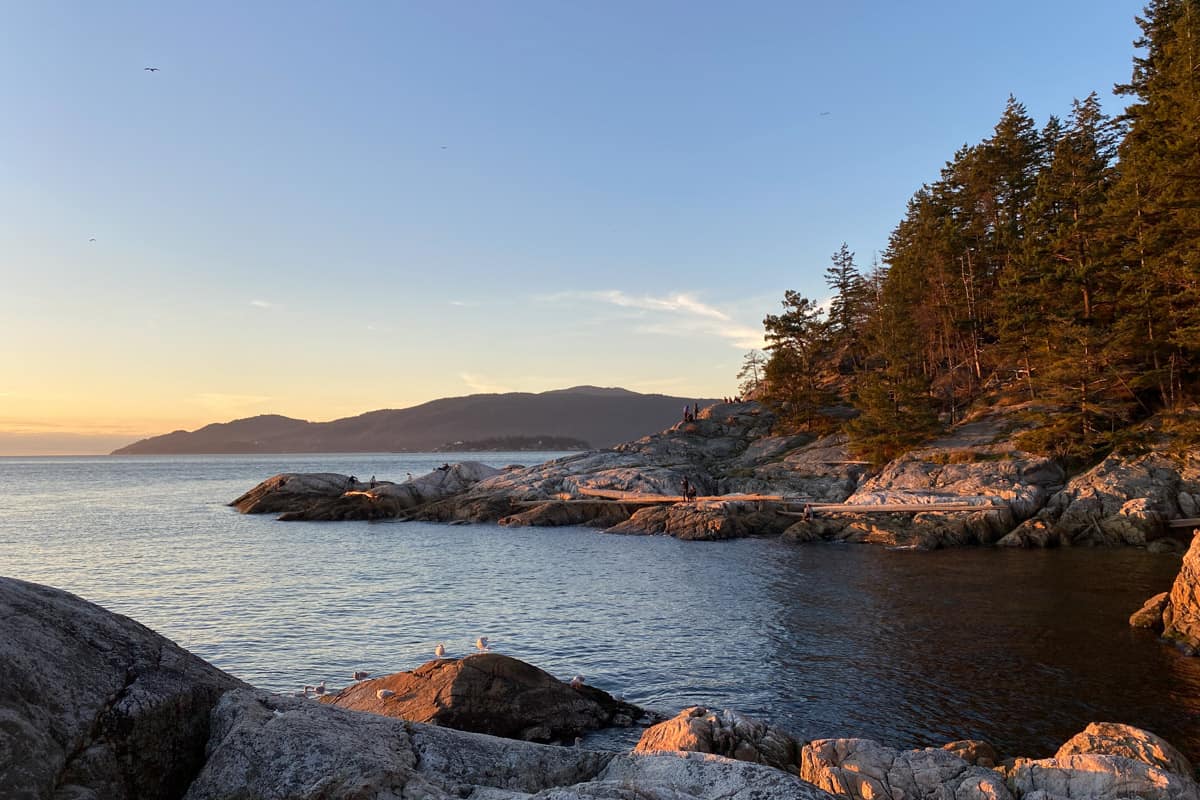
(761, 291), (836, 432)
(1107, 0), (1200, 409)
(824, 243), (869, 343)
(736, 350), (767, 397)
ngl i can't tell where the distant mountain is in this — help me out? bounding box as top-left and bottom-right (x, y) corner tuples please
(111, 386), (721, 455)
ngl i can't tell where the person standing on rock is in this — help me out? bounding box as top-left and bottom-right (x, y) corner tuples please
(681, 477), (691, 502)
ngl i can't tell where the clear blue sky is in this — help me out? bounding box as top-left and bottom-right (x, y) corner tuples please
(0, 1), (1143, 453)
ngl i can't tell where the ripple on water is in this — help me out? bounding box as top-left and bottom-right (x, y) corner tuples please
(1, 453), (1198, 761)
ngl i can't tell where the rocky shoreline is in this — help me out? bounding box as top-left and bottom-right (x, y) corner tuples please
(231, 401), (1200, 551)
(6, 574), (1200, 800)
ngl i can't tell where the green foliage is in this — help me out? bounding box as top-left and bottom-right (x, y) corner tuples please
(743, 3), (1200, 464)
(761, 291), (838, 433)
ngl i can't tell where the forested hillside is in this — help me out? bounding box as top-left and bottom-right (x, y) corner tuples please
(752, 0), (1200, 464)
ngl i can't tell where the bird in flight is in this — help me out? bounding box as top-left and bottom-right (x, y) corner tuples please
(819, 111), (832, 117)
(88, 237), (96, 242)
(144, 67), (159, 72)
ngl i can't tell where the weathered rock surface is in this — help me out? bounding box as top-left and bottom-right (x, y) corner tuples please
(408, 403), (868, 534)
(799, 737), (1013, 800)
(1141, 532), (1200, 653)
(1131, 591), (1172, 632)
(941, 739), (999, 768)
(322, 653), (645, 744)
(188, 689), (836, 800)
(230, 471), (358, 514)
(230, 462), (502, 521)
(1054, 722), (1194, 778)
(1029, 452), (1200, 546)
(1004, 753), (1198, 799)
(606, 504), (794, 540)
(635, 707), (802, 774)
(793, 724), (1200, 800)
(0, 576), (245, 800)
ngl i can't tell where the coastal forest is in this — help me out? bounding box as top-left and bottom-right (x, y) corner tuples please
(749, 0), (1200, 466)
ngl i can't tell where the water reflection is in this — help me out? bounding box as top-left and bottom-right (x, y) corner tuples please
(1, 454), (1196, 762)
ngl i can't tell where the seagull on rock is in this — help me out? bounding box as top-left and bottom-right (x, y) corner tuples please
(377, 689), (395, 700)
(434, 643), (446, 658)
(352, 670), (370, 681)
(312, 681), (326, 696)
(570, 675), (585, 689)
(475, 636), (489, 652)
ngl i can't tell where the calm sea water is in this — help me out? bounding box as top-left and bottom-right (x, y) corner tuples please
(2, 453), (1198, 760)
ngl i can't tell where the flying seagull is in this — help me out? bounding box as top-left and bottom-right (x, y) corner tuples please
(819, 111), (831, 117)
(88, 237), (96, 242)
(144, 67), (159, 72)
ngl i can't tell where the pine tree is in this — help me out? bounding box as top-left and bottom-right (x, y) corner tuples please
(736, 350), (767, 397)
(824, 243), (869, 342)
(761, 291), (836, 432)
(1106, 0), (1200, 409)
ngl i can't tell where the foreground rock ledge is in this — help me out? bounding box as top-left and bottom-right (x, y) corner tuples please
(638, 709), (1200, 800)
(0, 576), (245, 800)
(322, 652), (646, 744)
(1, 575), (832, 800)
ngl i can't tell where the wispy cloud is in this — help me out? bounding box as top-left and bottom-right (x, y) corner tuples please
(449, 300), (479, 308)
(249, 299), (277, 309)
(548, 290), (764, 350)
(459, 373), (512, 394)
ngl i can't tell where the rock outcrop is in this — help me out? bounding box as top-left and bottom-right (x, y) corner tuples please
(0, 577), (245, 800)
(635, 707), (802, 774)
(1134, 532), (1200, 653)
(322, 653), (645, 744)
(1054, 721), (1194, 778)
(187, 689), (836, 800)
(1016, 451), (1200, 547)
(1004, 753), (1197, 800)
(230, 472), (357, 514)
(798, 737), (1012, 800)
(230, 462), (502, 521)
(228, 401), (1200, 550)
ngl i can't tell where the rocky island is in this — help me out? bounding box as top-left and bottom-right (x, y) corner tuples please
(232, 400), (1200, 551)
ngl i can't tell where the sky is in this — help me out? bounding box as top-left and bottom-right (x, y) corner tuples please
(0, 1), (1145, 454)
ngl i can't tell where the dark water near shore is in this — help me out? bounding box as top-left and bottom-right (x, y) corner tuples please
(2, 453), (1198, 760)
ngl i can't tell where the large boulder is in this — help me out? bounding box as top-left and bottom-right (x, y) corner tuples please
(1054, 722), (1194, 778)
(0, 577), (244, 800)
(1133, 533), (1200, 652)
(634, 706), (802, 775)
(187, 689), (837, 800)
(1131, 591), (1171, 632)
(799, 737), (1012, 800)
(321, 653), (644, 744)
(1165, 533), (1200, 652)
(1004, 753), (1198, 799)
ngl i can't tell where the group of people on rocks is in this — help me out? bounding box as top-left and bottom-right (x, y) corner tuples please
(681, 402), (701, 423)
(721, 395), (744, 403)
(679, 476), (699, 503)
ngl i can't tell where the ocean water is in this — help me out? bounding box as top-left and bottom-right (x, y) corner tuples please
(2, 452), (1198, 760)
